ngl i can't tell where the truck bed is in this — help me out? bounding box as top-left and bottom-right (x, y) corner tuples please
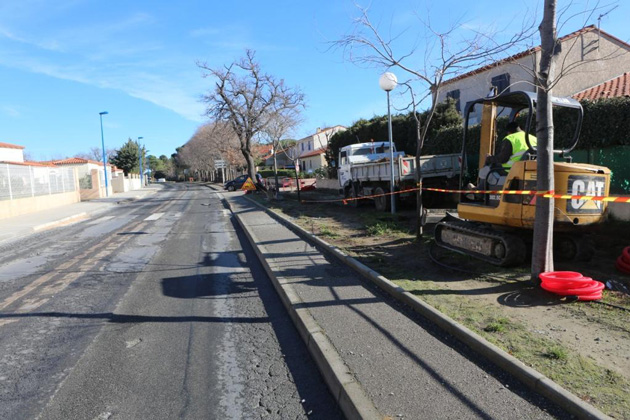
(350, 153), (460, 183)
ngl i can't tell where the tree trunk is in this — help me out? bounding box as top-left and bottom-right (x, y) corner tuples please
(273, 145), (279, 199)
(415, 119), (424, 238)
(531, 0), (557, 284)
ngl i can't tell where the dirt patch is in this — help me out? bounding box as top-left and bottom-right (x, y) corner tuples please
(249, 188), (630, 418)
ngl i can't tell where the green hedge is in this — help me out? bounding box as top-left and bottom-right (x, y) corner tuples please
(328, 97), (630, 163)
(259, 169), (297, 178)
(580, 98), (630, 148)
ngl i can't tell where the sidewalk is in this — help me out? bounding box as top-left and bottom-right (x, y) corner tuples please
(0, 186), (162, 246)
(223, 191), (607, 420)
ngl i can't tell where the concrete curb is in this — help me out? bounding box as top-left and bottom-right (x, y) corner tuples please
(32, 212), (90, 232)
(30, 189), (160, 234)
(223, 194), (383, 420)
(236, 194), (610, 420)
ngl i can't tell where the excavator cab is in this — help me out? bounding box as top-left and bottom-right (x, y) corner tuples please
(435, 91), (611, 266)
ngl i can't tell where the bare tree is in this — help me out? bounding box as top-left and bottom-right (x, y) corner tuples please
(179, 122), (243, 181)
(335, 5), (535, 237)
(76, 146), (116, 162)
(198, 50), (305, 185)
(283, 143), (303, 201)
(528, 1), (626, 282)
(264, 109), (302, 198)
(531, 0), (559, 281)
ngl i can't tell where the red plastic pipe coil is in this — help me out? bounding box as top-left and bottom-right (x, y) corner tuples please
(539, 271), (605, 301)
(616, 246), (630, 274)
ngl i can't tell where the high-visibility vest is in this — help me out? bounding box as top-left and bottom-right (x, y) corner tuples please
(503, 131), (537, 169)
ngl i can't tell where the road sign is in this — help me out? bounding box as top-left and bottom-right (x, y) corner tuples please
(214, 159), (226, 169)
(241, 177), (257, 191)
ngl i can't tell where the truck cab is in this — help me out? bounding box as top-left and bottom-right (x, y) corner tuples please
(338, 142), (404, 189)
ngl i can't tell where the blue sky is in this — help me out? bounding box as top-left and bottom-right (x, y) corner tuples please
(0, 0), (627, 161)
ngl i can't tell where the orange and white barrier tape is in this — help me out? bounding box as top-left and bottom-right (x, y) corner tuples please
(423, 187), (630, 203)
(300, 186), (630, 205)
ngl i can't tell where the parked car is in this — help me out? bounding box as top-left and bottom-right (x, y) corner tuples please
(224, 174), (261, 191)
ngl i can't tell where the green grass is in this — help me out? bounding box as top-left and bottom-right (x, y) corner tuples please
(319, 224), (339, 238)
(365, 220), (408, 236)
(483, 317), (511, 333)
(393, 278), (630, 418)
(246, 192), (630, 418)
(544, 345), (568, 361)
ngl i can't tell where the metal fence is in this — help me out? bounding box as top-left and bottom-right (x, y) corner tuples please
(0, 163), (76, 201)
(572, 146), (630, 194)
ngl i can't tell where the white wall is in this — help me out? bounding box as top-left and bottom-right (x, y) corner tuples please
(0, 147), (24, 163)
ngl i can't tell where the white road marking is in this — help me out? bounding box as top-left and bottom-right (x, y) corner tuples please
(125, 338), (143, 348)
(144, 212), (164, 221)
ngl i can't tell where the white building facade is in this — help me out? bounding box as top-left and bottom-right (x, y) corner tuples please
(296, 126), (346, 173)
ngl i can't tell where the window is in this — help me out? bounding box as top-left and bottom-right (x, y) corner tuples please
(446, 89), (461, 112)
(491, 73), (510, 95)
(301, 143), (304, 151)
(308, 141), (312, 151)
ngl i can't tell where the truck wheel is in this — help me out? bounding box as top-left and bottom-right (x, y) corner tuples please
(346, 187), (359, 208)
(374, 187), (389, 212)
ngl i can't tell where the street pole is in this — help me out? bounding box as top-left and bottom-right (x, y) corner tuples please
(99, 111), (109, 197)
(386, 90), (395, 214)
(137, 137), (144, 187)
(379, 72), (398, 214)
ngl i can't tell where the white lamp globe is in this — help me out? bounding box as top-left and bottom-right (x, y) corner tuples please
(379, 72), (398, 92)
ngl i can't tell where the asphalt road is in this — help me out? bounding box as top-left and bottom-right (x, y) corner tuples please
(0, 183), (341, 420)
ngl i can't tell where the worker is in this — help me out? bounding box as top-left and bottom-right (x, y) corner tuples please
(487, 122), (536, 169)
(468, 122), (537, 195)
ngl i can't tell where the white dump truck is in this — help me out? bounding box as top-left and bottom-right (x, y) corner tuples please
(338, 141), (461, 211)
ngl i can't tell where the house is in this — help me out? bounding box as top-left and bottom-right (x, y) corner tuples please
(296, 126), (346, 173)
(254, 143), (273, 164)
(0, 144), (81, 219)
(262, 146), (294, 169)
(0, 142), (25, 163)
(437, 25), (630, 123)
(49, 157), (114, 199)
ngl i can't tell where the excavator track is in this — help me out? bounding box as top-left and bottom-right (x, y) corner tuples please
(434, 213), (527, 267)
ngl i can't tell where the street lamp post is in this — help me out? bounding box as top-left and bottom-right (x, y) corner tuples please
(99, 111), (109, 197)
(137, 137), (144, 187)
(379, 72), (398, 214)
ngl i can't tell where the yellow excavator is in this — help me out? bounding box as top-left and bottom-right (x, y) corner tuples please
(435, 91), (611, 266)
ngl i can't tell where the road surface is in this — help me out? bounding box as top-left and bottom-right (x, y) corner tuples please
(0, 183), (340, 420)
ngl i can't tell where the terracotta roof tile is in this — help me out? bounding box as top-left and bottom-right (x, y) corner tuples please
(300, 147), (327, 159)
(573, 72), (630, 100)
(50, 157), (111, 166)
(0, 141), (25, 150)
(0, 160), (56, 167)
(263, 146), (292, 160)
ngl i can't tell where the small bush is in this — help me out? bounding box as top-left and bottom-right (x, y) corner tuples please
(366, 221), (405, 236)
(319, 224), (339, 238)
(484, 317), (511, 333)
(544, 346), (568, 360)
